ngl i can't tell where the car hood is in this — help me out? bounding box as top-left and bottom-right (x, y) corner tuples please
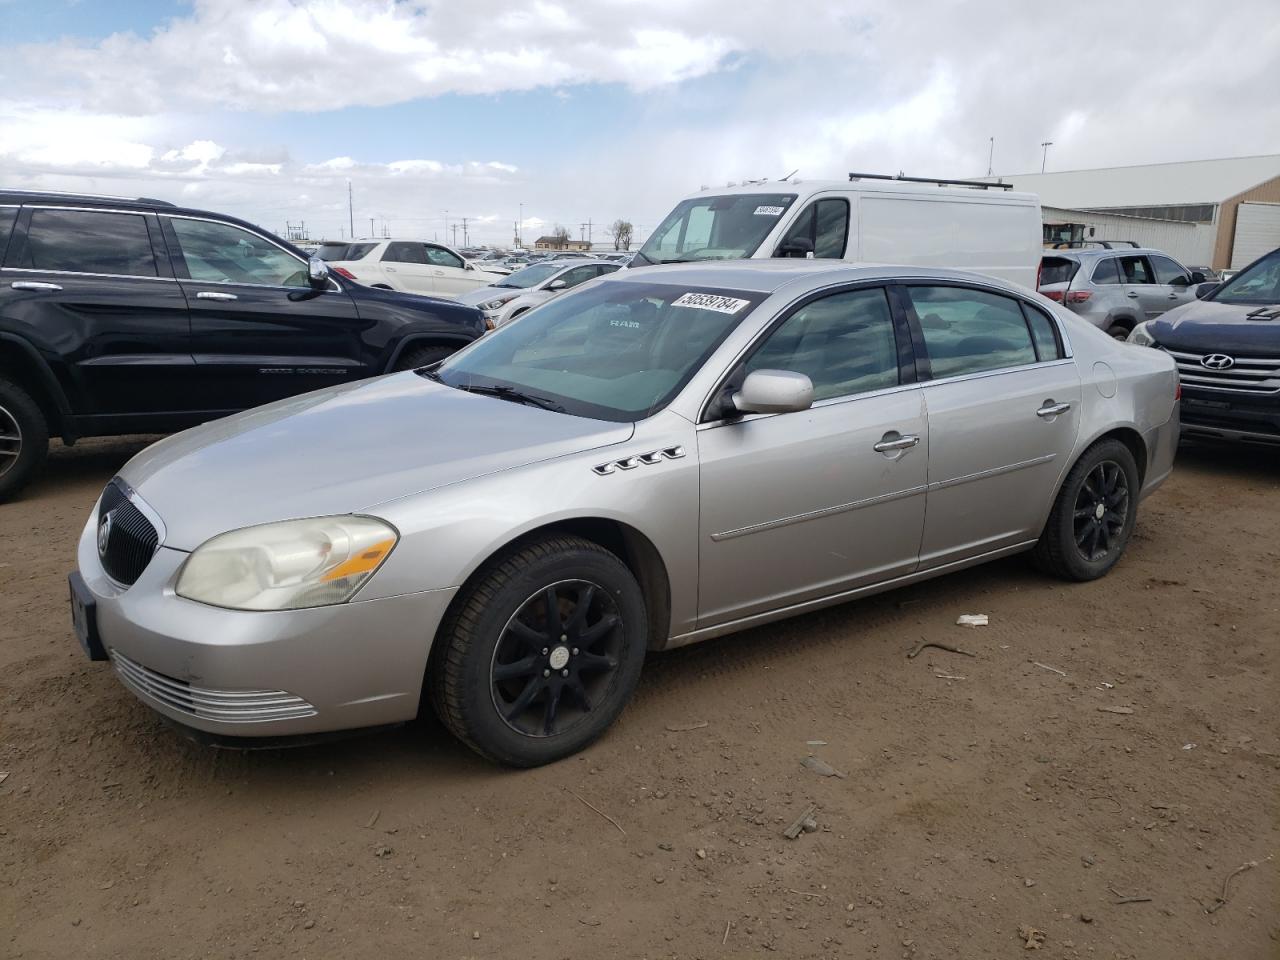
(118, 373), (634, 550)
(455, 285), (515, 307)
(1152, 299), (1280, 354)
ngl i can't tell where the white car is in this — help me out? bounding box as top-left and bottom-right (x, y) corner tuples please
(320, 239), (502, 298)
(456, 259), (621, 326)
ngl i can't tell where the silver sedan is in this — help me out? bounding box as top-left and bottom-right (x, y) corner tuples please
(70, 261), (1180, 766)
(455, 259), (620, 327)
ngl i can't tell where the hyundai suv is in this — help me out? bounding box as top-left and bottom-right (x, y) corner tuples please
(1037, 243), (1207, 339)
(0, 190), (487, 500)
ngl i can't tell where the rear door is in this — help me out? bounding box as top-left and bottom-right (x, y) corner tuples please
(2, 205), (193, 417)
(380, 242), (436, 294)
(901, 282), (1081, 568)
(162, 214), (372, 411)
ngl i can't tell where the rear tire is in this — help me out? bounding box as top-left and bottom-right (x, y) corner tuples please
(0, 377), (49, 503)
(429, 535), (648, 767)
(392, 344), (454, 372)
(1033, 438), (1139, 581)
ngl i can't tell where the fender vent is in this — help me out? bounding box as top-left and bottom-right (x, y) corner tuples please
(593, 446), (685, 476)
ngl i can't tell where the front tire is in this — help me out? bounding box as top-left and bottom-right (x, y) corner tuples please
(1033, 438), (1139, 581)
(0, 378), (49, 503)
(429, 536), (648, 767)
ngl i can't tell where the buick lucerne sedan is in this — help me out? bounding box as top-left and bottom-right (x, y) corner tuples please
(70, 261), (1180, 766)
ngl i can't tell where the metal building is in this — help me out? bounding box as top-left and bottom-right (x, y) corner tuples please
(983, 155), (1280, 270)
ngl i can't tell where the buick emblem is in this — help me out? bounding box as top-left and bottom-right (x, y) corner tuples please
(97, 510), (114, 557)
(1201, 353), (1235, 370)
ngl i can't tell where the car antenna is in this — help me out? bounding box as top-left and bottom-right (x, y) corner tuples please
(779, 169), (799, 182)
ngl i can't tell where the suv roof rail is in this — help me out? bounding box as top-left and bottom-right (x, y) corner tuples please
(848, 172), (1013, 191)
(1050, 239), (1141, 250)
(1, 188), (176, 206)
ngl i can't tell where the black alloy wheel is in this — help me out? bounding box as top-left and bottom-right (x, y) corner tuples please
(0, 402), (21, 482)
(490, 580), (622, 738)
(1072, 460), (1130, 562)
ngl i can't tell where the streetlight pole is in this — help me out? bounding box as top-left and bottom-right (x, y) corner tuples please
(518, 202), (524, 248)
(347, 179), (354, 239)
(987, 137), (994, 177)
(1040, 141), (1054, 174)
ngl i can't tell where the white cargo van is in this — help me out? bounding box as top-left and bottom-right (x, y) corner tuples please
(631, 173), (1042, 289)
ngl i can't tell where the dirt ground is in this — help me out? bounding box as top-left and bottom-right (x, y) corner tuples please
(2, 437), (1277, 960)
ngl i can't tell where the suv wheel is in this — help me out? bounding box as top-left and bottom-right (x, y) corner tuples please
(1033, 438), (1139, 581)
(393, 344), (453, 372)
(1105, 319), (1134, 340)
(430, 535), (648, 766)
(0, 378), (49, 502)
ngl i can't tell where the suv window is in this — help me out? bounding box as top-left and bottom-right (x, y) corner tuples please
(424, 245), (464, 270)
(1118, 255), (1153, 284)
(745, 288), (898, 401)
(383, 242), (428, 265)
(1149, 255), (1189, 286)
(906, 285), (1038, 378)
(1091, 258), (1121, 284)
(15, 208), (157, 278)
(1038, 257), (1079, 286)
(0, 207), (17, 263)
(168, 217), (307, 287)
(318, 241), (375, 262)
(777, 198), (850, 259)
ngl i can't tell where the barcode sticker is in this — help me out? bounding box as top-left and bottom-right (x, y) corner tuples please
(754, 205), (785, 216)
(671, 292), (751, 314)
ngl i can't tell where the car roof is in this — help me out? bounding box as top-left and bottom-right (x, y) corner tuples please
(1042, 247), (1166, 260)
(600, 259), (1030, 296)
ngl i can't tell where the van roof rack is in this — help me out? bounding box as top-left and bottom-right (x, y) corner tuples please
(1050, 239), (1141, 250)
(848, 172), (1013, 190)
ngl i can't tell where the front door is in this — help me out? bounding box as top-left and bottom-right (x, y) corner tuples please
(2, 206), (193, 417)
(1149, 254), (1198, 316)
(162, 215), (372, 412)
(380, 242), (436, 295)
(424, 244), (474, 297)
(697, 286), (927, 627)
(900, 283), (1082, 568)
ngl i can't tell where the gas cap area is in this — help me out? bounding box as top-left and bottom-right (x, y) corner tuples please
(1092, 361), (1117, 399)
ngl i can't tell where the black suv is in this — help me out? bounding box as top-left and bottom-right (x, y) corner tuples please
(0, 190), (487, 500)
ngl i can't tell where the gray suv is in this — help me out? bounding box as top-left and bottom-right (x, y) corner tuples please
(1037, 243), (1207, 339)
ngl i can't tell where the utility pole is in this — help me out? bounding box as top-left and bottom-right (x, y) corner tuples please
(987, 137), (994, 177)
(461, 217), (469, 247)
(518, 202), (524, 247)
(452, 223), (459, 247)
(1040, 141), (1053, 174)
(369, 217), (374, 237)
(347, 179), (354, 239)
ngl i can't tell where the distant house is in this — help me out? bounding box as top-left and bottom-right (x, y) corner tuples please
(533, 235), (591, 252)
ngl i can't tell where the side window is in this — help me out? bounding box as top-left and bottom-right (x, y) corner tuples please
(744, 287), (898, 402)
(168, 218), (307, 287)
(1021, 303), (1064, 361)
(597, 264), (621, 277)
(0, 207), (18, 264)
(559, 266), (598, 289)
(776, 198), (850, 259)
(907, 285), (1038, 378)
(16, 209), (157, 277)
(383, 242), (428, 264)
(425, 245), (464, 270)
(1118, 256), (1153, 284)
(1091, 258), (1121, 284)
(1149, 255), (1189, 286)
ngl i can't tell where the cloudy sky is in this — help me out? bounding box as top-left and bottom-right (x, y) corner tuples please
(2, 0), (1278, 247)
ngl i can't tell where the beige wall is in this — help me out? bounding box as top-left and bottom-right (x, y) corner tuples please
(1214, 175), (1280, 269)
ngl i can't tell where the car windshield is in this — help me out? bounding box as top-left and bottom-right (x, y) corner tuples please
(318, 242), (375, 262)
(1212, 248), (1280, 304)
(635, 193), (797, 265)
(434, 281), (765, 421)
(495, 263), (564, 288)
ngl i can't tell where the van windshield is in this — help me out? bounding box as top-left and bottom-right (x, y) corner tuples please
(634, 194), (796, 266)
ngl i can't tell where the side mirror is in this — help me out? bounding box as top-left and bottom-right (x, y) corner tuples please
(546, 278), (568, 291)
(731, 370), (814, 415)
(1195, 282), (1220, 300)
(776, 237), (815, 259)
(307, 257), (330, 289)
(1188, 270), (1206, 285)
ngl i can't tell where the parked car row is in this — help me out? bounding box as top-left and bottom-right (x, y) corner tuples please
(456, 258), (622, 326)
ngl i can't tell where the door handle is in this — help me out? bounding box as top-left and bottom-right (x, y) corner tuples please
(1126, 292), (1140, 298)
(873, 433), (920, 453)
(10, 280), (62, 292)
(385, 266), (397, 272)
(1168, 294), (1179, 299)
(195, 291), (238, 301)
(1037, 401), (1072, 418)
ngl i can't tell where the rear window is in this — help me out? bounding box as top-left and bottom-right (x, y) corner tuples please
(1038, 257), (1079, 287)
(15, 208), (157, 277)
(318, 242), (376, 261)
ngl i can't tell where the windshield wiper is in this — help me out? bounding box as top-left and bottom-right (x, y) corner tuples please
(458, 383), (566, 412)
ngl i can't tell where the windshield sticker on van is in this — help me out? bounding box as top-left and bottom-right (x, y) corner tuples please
(753, 205), (785, 216)
(671, 293), (752, 315)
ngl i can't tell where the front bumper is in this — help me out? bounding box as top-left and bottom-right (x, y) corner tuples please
(75, 513), (457, 739)
(1179, 388), (1280, 445)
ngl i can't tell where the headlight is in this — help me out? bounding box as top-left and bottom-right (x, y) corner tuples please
(1127, 322), (1157, 347)
(479, 294), (518, 311)
(176, 516), (398, 611)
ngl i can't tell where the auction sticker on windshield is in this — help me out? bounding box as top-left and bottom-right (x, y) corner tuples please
(754, 205), (785, 216)
(671, 292), (751, 314)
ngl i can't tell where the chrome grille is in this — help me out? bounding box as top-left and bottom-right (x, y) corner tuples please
(111, 650), (317, 723)
(1166, 349), (1280, 394)
(98, 481), (159, 585)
